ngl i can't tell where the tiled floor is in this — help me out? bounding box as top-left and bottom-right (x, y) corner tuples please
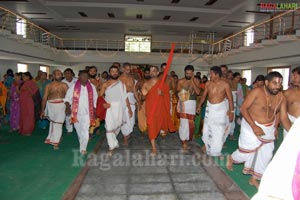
(75, 129), (248, 200)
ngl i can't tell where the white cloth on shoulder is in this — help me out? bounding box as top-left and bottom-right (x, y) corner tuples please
(105, 81), (127, 150)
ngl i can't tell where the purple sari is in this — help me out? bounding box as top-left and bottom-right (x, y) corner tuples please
(9, 81), (22, 130)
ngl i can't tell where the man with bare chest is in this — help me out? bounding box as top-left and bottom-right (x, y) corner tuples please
(197, 66), (234, 157)
(283, 66), (300, 138)
(177, 65), (200, 151)
(41, 70), (68, 150)
(227, 71), (291, 188)
(99, 65), (132, 155)
(119, 62), (137, 145)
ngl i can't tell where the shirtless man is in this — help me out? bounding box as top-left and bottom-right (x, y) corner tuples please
(177, 65), (200, 151)
(136, 67), (150, 133)
(119, 62), (137, 145)
(41, 70), (68, 150)
(88, 66), (101, 93)
(220, 65), (228, 80)
(227, 71), (291, 188)
(283, 66), (300, 137)
(99, 65), (132, 155)
(197, 66), (234, 156)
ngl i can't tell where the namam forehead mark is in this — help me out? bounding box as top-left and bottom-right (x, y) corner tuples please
(271, 77), (283, 85)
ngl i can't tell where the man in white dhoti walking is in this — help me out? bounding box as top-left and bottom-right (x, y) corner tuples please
(119, 62), (136, 146)
(251, 116), (300, 200)
(177, 65), (200, 151)
(99, 65), (132, 156)
(62, 68), (77, 134)
(65, 70), (98, 155)
(41, 70), (68, 150)
(197, 66), (234, 157)
(283, 66), (300, 138)
(227, 71), (291, 188)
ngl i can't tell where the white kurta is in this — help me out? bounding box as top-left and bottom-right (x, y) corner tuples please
(44, 99), (66, 145)
(104, 81), (127, 150)
(252, 116), (300, 200)
(231, 118), (275, 179)
(202, 100), (229, 156)
(65, 82), (97, 152)
(121, 92), (136, 136)
(62, 77), (77, 133)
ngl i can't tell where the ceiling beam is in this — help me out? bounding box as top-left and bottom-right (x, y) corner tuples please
(44, 1), (232, 15)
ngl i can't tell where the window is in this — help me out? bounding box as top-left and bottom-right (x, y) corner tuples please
(17, 63), (28, 72)
(16, 17), (27, 38)
(125, 35), (151, 52)
(244, 29), (254, 46)
(268, 67), (290, 90)
(40, 66), (50, 75)
(242, 69), (252, 85)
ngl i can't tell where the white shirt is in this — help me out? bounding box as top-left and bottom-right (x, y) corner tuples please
(65, 82), (98, 116)
(62, 77), (78, 88)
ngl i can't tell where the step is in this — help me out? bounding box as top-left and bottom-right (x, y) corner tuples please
(0, 29), (12, 36)
(249, 43), (264, 49)
(261, 39), (279, 46)
(276, 35), (298, 42)
(238, 46), (253, 51)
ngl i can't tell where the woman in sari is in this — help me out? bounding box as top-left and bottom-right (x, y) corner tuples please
(9, 73), (22, 132)
(19, 72), (39, 135)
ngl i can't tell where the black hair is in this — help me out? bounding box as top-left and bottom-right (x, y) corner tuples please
(184, 65), (194, 72)
(109, 65), (120, 73)
(253, 75), (265, 84)
(292, 66), (300, 76)
(210, 66), (222, 77)
(123, 62), (131, 67)
(7, 69), (14, 77)
(78, 70), (89, 76)
(233, 72), (241, 78)
(160, 63), (166, 68)
(23, 72), (33, 80)
(64, 68), (75, 76)
(89, 66), (97, 72)
(150, 65), (159, 71)
(265, 71), (283, 81)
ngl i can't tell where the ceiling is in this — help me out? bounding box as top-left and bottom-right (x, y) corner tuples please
(0, 0), (278, 40)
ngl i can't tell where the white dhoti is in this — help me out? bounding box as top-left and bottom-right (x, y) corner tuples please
(252, 116), (300, 200)
(178, 100), (196, 141)
(74, 114), (90, 152)
(231, 118), (275, 179)
(65, 115), (73, 133)
(105, 81), (127, 150)
(45, 99), (66, 145)
(202, 100), (229, 156)
(227, 91), (237, 137)
(121, 92), (136, 136)
(283, 113), (296, 138)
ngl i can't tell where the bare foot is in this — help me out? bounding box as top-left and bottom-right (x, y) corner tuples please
(107, 149), (113, 157)
(151, 148), (157, 156)
(249, 177), (260, 189)
(230, 135), (236, 140)
(53, 145), (59, 150)
(123, 135), (129, 146)
(182, 142), (188, 152)
(201, 145), (206, 153)
(80, 150), (87, 155)
(226, 155), (233, 171)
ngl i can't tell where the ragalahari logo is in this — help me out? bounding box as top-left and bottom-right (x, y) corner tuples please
(260, 2), (298, 12)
